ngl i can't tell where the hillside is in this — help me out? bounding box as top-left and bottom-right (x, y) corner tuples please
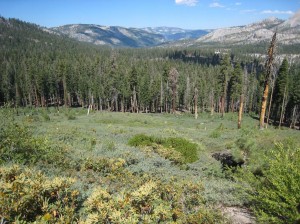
(196, 11), (300, 45)
(49, 24), (209, 48)
(50, 24), (165, 48)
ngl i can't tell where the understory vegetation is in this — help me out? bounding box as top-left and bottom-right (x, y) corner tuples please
(0, 107), (299, 223)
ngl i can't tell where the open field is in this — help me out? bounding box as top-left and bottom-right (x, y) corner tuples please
(1, 108), (300, 223)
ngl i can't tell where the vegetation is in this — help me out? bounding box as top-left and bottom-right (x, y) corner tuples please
(0, 18), (299, 128)
(0, 107), (299, 223)
(128, 134), (199, 164)
(235, 143), (300, 223)
(0, 16), (300, 223)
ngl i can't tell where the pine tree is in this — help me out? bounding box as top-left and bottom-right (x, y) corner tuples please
(229, 63), (243, 112)
(169, 67), (179, 114)
(218, 54), (232, 117)
(275, 58), (289, 127)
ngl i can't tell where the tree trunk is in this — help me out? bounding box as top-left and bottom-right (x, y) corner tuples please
(194, 87), (198, 119)
(290, 105), (299, 129)
(238, 94), (244, 129)
(279, 86), (287, 127)
(221, 95), (225, 117)
(266, 78), (275, 128)
(33, 84), (39, 107)
(210, 91), (214, 116)
(259, 32), (276, 129)
(63, 75), (68, 107)
(160, 78), (163, 113)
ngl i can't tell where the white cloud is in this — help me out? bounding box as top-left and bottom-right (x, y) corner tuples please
(209, 2), (225, 8)
(235, 2), (242, 6)
(175, 0), (198, 6)
(261, 10), (294, 15)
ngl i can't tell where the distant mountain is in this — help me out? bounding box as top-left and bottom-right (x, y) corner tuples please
(142, 27), (210, 41)
(49, 25), (210, 48)
(50, 24), (165, 48)
(196, 11), (300, 45)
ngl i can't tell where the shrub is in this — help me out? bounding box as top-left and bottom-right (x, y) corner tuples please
(0, 110), (69, 166)
(235, 143), (300, 223)
(80, 179), (225, 223)
(128, 134), (199, 163)
(163, 137), (198, 163)
(0, 165), (80, 223)
(103, 140), (116, 151)
(209, 123), (224, 138)
(82, 157), (126, 174)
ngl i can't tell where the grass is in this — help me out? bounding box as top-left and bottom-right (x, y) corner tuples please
(1, 108), (300, 223)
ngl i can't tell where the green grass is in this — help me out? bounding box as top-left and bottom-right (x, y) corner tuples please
(1, 108), (300, 223)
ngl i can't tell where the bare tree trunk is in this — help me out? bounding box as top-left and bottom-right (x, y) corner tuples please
(63, 76), (68, 107)
(260, 32), (276, 129)
(238, 94), (244, 129)
(194, 87), (198, 119)
(221, 95), (225, 117)
(290, 105), (299, 129)
(266, 78), (275, 129)
(160, 78), (163, 113)
(210, 90), (214, 115)
(279, 86), (287, 127)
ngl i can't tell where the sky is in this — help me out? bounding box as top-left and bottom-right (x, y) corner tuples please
(0, 0), (299, 29)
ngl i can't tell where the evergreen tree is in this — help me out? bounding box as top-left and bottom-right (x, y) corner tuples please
(273, 58), (289, 126)
(169, 67), (179, 114)
(218, 54), (232, 117)
(229, 63), (243, 112)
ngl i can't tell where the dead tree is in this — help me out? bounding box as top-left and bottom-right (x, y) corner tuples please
(259, 32), (277, 129)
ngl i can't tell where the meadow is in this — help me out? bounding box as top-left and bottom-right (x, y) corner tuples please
(1, 107), (299, 223)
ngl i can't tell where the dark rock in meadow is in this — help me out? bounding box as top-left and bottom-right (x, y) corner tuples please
(212, 151), (244, 169)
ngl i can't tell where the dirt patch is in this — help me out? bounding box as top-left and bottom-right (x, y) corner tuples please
(222, 206), (256, 224)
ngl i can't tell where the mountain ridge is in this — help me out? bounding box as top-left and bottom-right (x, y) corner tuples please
(49, 25), (209, 48)
(195, 11), (300, 45)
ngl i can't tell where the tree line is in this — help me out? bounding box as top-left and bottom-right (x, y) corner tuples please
(0, 17), (299, 128)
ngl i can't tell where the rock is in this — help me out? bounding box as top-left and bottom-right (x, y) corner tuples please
(212, 151), (244, 169)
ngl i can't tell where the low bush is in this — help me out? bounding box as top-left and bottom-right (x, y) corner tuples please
(128, 134), (199, 163)
(80, 179), (225, 223)
(0, 165), (80, 223)
(82, 157), (126, 174)
(209, 123), (224, 138)
(0, 110), (69, 166)
(235, 143), (300, 223)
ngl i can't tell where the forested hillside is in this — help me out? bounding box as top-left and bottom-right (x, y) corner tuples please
(0, 17), (300, 127)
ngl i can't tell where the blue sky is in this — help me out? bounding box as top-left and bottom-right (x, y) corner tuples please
(0, 0), (299, 29)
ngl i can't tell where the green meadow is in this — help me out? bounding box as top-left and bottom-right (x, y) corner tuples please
(1, 108), (299, 223)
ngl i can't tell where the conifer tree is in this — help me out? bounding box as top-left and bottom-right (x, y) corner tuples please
(169, 67), (179, 114)
(219, 54), (232, 117)
(273, 58), (289, 127)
